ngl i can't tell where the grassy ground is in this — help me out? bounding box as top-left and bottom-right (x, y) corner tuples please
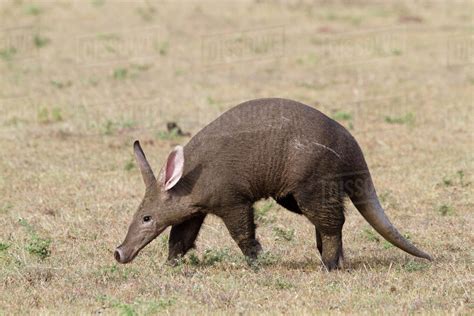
(0, 0), (472, 314)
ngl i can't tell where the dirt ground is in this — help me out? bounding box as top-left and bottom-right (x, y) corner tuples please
(0, 0), (472, 314)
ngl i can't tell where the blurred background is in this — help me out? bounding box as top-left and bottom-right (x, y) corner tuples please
(0, 1), (472, 314)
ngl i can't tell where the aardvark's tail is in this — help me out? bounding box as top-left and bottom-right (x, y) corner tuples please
(346, 171), (433, 261)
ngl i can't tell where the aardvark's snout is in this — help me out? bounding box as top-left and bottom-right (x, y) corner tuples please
(114, 247), (124, 263)
(114, 246), (134, 264)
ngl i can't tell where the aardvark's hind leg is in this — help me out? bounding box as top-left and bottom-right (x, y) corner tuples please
(298, 195), (345, 271)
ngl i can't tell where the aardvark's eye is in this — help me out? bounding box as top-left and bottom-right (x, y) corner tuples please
(143, 216), (152, 223)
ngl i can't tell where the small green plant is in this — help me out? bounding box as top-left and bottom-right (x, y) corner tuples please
(156, 129), (180, 140)
(207, 96), (216, 105)
(95, 264), (139, 281)
(201, 248), (230, 266)
(26, 4), (42, 15)
(19, 218), (51, 260)
(37, 108), (49, 123)
(26, 235), (51, 260)
(332, 111), (352, 121)
(132, 63), (152, 72)
(98, 295), (174, 315)
(91, 0), (105, 7)
(392, 49), (403, 56)
(403, 260), (429, 272)
(37, 107), (63, 123)
(0, 242), (10, 251)
(437, 204), (454, 216)
(0, 47), (16, 61)
(0, 203), (13, 214)
(124, 158), (135, 171)
(159, 234), (169, 251)
(379, 191), (391, 204)
(363, 228), (380, 242)
(137, 5), (156, 22)
(384, 112), (415, 126)
(146, 298), (175, 313)
(51, 108), (63, 121)
(121, 120), (136, 129)
(33, 34), (50, 48)
(113, 68), (128, 80)
(188, 253), (200, 266)
(442, 176), (453, 186)
(50, 80), (72, 89)
(441, 170), (469, 187)
(98, 264), (118, 275)
(274, 277), (294, 290)
(273, 227), (294, 241)
(457, 170), (468, 187)
(255, 200), (275, 224)
(158, 41), (169, 56)
(103, 120), (115, 135)
(256, 251), (280, 266)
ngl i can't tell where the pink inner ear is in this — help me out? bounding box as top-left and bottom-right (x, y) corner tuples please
(163, 146), (184, 190)
(165, 151), (178, 182)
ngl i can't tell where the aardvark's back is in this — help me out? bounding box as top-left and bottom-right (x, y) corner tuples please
(184, 98), (365, 201)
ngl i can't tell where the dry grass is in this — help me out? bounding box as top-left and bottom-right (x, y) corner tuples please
(0, 0), (473, 314)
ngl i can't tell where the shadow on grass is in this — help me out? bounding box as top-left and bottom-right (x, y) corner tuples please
(168, 251), (435, 273)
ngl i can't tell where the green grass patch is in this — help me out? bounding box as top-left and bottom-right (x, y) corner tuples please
(102, 119), (136, 135)
(273, 227), (295, 241)
(26, 236), (51, 260)
(50, 80), (72, 89)
(156, 41), (169, 56)
(364, 228), (412, 248)
(91, 0), (105, 7)
(207, 96), (216, 106)
(124, 158), (135, 171)
(274, 277), (294, 290)
(113, 68), (128, 80)
(255, 200), (275, 224)
(137, 5), (157, 22)
(442, 176), (453, 186)
(103, 120), (115, 135)
(441, 170), (470, 187)
(156, 129), (181, 140)
(37, 107), (63, 124)
(26, 4), (42, 15)
(363, 228), (380, 242)
(384, 112), (415, 126)
(332, 111), (352, 121)
(97, 295), (174, 315)
(178, 248), (233, 267)
(403, 260), (429, 272)
(95, 264), (139, 281)
(201, 248), (230, 266)
(131, 63), (153, 72)
(0, 202), (13, 214)
(0, 242), (10, 252)
(255, 251), (280, 266)
(33, 34), (50, 48)
(19, 218), (51, 260)
(456, 170), (469, 187)
(437, 204), (454, 216)
(392, 49), (403, 56)
(0, 47), (17, 61)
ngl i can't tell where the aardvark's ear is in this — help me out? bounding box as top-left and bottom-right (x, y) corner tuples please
(162, 146), (184, 191)
(133, 140), (156, 188)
